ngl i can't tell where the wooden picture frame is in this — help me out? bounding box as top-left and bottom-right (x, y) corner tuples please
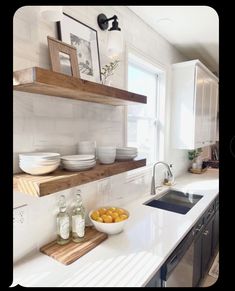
(47, 36), (80, 78)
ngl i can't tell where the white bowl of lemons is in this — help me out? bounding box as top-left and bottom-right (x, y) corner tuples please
(89, 206), (129, 235)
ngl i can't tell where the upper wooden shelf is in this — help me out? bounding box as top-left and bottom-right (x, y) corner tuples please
(13, 157), (146, 197)
(13, 67), (147, 106)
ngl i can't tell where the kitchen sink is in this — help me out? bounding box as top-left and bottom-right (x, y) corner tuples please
(143, 190), (203, 214)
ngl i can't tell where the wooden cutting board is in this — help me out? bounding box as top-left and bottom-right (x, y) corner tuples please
(40, 226), (108, 265)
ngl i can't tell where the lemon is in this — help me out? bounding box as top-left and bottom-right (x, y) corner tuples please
(98, 208), (107, 215)
(114, 217), (122, 222)
(106, 210), (113, 216)
(91, 210), (100, 220)
(108, 207), (117, 212)
(119, 214), (128, 221)
(96, 217), (103, 223)
(117, 208), (125, 215)
(110, 212), (119, 221)
(103, 215), (112, 223)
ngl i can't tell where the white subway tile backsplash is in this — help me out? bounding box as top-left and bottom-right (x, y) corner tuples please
(52, 98), (74, 118)
(13, 92), (34, 117)
(33, 94), (55, 117)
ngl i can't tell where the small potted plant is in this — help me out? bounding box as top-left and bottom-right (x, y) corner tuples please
(188, 148), (202, 171)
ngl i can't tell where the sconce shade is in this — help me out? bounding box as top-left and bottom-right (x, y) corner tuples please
(107, 30), (123, 59)
(97, 13), (123, 58)
(40, 6), (63, 22)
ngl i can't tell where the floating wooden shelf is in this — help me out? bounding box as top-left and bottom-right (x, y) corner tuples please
(13, 67), (147, 106)
(13, 157), (146, 197)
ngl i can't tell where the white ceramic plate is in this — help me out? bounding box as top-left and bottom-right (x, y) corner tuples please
(116, 154), (137, 160)
(61, 155), (95, 161)
(62, 160), (96, 166)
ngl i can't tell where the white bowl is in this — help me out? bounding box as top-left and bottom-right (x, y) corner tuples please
(19, 152), (60, 160)
(19, 163), (60, 175)
(98, 157), (116, 164)
(97, 146), (116, 151)
(19, 160), (60, 167)
(97, 147), (116, 154)
(89, 208), (129, 235)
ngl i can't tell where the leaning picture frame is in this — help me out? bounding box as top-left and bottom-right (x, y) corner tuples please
(57, 13), (101, 83)
(47, 36), (80, 78)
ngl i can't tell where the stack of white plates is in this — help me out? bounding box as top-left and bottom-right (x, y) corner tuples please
(116, 147), (138, 160)
(61, 155), (96, 171)
(19, 152), (60, 175)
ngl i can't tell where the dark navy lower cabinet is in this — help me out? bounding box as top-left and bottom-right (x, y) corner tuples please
(212, 207), (219, 255)
(201, 217), (213, 278)
(145, 270), (161, 287)
(193, 234), (202, 287)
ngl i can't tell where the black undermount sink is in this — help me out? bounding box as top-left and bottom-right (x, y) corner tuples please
(144, 190), (203, 214)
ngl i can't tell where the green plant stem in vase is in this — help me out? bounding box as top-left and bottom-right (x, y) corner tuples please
(101, 60), (120, 85)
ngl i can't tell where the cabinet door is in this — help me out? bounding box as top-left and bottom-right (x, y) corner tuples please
(193, 235), (202, 287)
(194, 66), (205, 148)
(201, 218), (213, 277)
(212, 209), (219, 255)
(145, 270), (161, 287)
(209, 79), (218, 145)
(201, 77), (211, 146)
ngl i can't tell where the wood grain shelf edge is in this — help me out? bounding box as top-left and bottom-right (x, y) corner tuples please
(13, 67), (147, 106)
(13, 158), (147, 197)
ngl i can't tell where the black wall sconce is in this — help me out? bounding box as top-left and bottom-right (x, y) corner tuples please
(97, 13), (123, 58)
(97, 14), (121, 31)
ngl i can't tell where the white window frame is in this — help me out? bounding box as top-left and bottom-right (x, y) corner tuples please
(124, 44), (167, 168)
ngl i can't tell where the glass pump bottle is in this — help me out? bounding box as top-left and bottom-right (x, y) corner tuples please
(56, 195), (70, 245)
(71, 190), (86, 243)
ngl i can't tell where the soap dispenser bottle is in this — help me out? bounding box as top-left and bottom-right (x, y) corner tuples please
(71, 190), (86, 243)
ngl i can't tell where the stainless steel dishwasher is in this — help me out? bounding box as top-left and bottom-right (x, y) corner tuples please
(161, 218), (204, 287)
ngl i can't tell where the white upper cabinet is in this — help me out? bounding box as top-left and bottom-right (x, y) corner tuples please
(171, 60), (218, 150)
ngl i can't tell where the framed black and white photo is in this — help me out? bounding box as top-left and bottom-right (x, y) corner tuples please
(57, 13), (101, 83)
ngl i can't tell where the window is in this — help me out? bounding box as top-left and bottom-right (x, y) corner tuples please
(127, 54), (164, 165)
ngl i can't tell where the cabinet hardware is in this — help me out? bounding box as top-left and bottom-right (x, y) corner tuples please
(203, 230), (209, 236)
(195, 224), (204, 232)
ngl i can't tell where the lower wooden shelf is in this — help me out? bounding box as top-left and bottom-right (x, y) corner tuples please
(40, 226), (108, 265)
(13, 157), (146, 197)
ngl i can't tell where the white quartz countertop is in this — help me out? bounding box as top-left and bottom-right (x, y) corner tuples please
(12, 169), (219, 287)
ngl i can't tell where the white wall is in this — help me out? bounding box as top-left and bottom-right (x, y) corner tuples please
(13, 5), (190, 262)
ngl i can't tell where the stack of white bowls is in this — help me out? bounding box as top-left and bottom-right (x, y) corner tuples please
(61, 155), (96, 171)
(19, 152), (60, 175)
(116, 147), (138, 160)
(77, 141), (96, 156)
(97, 147), (116, 164)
